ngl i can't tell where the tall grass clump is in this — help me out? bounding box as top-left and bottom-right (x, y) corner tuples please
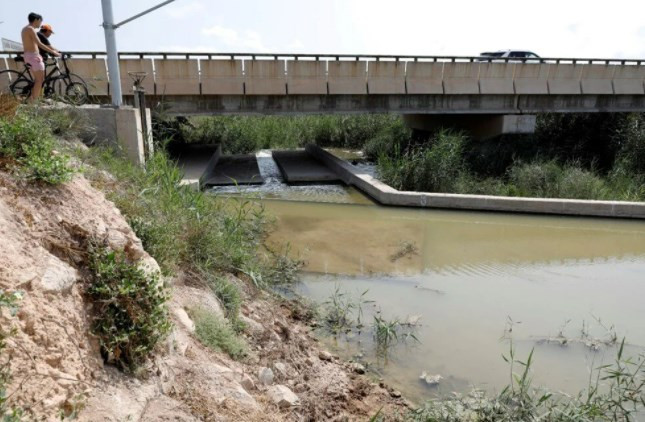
(190, 307), (247, 360)
(80, 147), (266, 276)
(0, 290), (22, 421)
(87, 244), (171, 371)
(377, 130), (467, 193)
(409, 340), (645, 421)
(0, 106), (75, 184)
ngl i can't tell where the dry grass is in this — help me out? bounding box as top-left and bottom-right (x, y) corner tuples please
(0, 95), (18, 120)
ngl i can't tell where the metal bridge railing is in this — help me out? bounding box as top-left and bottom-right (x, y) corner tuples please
(0, 51), (644, 65)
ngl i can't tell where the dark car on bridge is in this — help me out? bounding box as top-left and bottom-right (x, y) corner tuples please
(477, 50), (541, 62)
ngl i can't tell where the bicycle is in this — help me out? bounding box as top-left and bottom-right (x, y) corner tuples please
(0, 53), (89, 105)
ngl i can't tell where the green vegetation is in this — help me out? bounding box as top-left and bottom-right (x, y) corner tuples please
(87, 244), (171, 372)
(79, 148), (267, 277)
(376, 113), (645, 201)
(372, 314), (418, 358)
(200, 271), (244, 332)
(155, 112), (401, 153)
(190, 307), (247, 360)
(158, 111), (645, 201)
(409, 341), (645, 422)
(0, 106), (75, 184)
(0, 290), (23, 421)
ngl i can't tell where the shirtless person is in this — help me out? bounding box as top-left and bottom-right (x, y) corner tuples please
(20, 12), (60, 101)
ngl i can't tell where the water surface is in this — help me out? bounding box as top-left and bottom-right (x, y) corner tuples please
(262, 199), (645, 403)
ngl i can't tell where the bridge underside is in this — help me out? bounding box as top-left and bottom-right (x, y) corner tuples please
(141, 94), (645, 116)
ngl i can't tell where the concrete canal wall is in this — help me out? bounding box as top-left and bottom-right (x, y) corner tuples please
(306, 145), (645, 219)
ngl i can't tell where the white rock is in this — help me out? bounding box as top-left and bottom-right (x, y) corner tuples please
(240, 373), (255, 392)
(420, 372), (443, 386)
(350, 362), (366, 374)
(239, 314), (265, 337)
(319, 350), (332, 361)
(273, 362), (289, 379)
(258, 367), (274, 386)
(39, 255), (79, 293)
(137, 255), (161, 276)
(267, 385), (300, 408)
(172, 307), (195, 333)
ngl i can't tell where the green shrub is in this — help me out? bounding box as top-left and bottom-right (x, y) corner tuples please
(506, 160), (563, 198)
(612, 113), (645, 177)
(377, 130), (467, 193)
(557, 166), (608, 199)
(0, 108), (74, 184)
(363, 118), (413, 161)
(190, 308), (247, 360)
(87, 245), (171, 371)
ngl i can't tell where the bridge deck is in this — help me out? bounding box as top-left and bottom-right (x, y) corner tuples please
(2, 51), (644, 114)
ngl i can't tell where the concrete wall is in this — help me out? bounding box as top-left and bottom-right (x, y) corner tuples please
(245, 60), (286, 95)
(306, 145), (645, 219)
(328, 61), (367, 94)
(118, 59), (154, 95)
(367, 61), (406, 94)
(287, 60), (327, 94)
(404, 62), (444, 94)
(68, 58), (109, 96)
(155, 59), (200, 95)
(81, 105), (150, 166)
(201, 60), (244, 95)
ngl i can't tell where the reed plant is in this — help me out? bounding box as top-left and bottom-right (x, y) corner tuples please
(409, 339), (645, 421)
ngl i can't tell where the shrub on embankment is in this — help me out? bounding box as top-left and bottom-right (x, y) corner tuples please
(77, 136), (301, 358)
(0, 102), (75, 184)
(87, 245), (171, 371)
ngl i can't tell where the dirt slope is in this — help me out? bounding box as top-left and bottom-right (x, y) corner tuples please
(0, 164), (407, 421)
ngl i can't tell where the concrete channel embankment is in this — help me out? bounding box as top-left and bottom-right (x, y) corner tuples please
(306, 144), (645, 219)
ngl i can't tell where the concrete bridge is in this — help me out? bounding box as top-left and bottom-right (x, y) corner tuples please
(2, 51), (645, 136)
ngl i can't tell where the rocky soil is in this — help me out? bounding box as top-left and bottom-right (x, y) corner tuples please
(0, 162), (408, 421)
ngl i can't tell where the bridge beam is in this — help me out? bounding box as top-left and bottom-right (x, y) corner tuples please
(151, 94), (645, 116)
(403, 114), (537, 139)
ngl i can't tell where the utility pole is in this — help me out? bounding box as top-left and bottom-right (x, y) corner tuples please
(101, 0), (176, 107)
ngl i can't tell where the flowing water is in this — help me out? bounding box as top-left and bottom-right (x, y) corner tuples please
(210, 152), (645, 404)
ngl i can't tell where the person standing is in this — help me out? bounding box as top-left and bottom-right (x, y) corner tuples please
(37, 23), (58, 62)
(20, 12), (60, 101)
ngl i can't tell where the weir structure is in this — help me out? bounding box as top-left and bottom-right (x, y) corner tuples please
(2, 51), (645, 137)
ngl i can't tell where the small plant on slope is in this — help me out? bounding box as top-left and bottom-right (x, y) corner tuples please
(87, 244), (171, 372)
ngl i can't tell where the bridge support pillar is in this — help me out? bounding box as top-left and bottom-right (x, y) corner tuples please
(403, 114), (536, 139)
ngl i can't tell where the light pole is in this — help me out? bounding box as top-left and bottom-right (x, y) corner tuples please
(101, 0), (176, 107)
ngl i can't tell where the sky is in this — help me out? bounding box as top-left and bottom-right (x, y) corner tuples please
(1, 0), (645, 59)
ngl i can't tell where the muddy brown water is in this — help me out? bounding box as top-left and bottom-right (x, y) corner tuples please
(261, 196), (645, 404)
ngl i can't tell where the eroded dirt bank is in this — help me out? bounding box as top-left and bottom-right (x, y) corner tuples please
(0, 160), (407, 421)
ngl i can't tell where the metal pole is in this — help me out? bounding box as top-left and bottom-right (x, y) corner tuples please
(101, 0), (122, 106)
(114, 0), (176, 28)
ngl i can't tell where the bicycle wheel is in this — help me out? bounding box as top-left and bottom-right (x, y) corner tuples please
(0, 70), (32, 102)
(52, 73), (88, 96)
(65, 82), (89, 105)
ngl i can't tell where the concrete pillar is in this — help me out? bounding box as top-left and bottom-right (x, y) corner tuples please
(403, 114), (537, 139)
